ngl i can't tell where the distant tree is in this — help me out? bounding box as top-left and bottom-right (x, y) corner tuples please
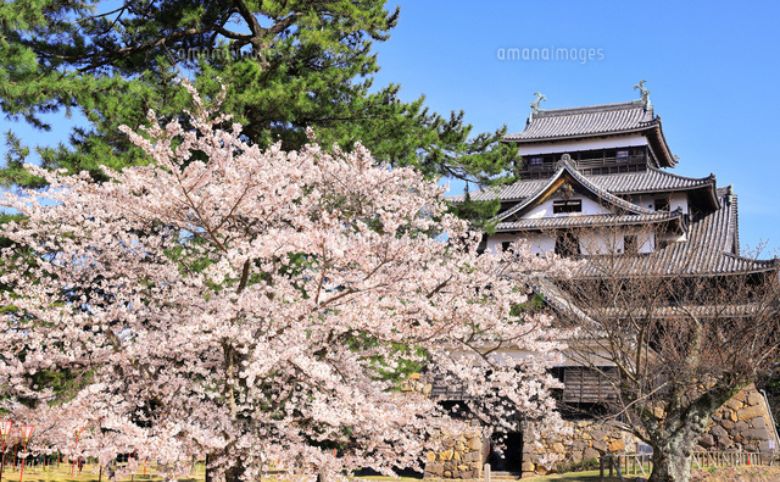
(0, 86), (565, 481)
(548, 228), (780, 482)
(0, 0), (515, 188)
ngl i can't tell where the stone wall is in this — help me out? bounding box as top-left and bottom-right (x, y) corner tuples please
(697, 384), (779, 453)
(422, 385), (779, 478)
(422, 430), (488, 479)
(521, 420), (637, 477)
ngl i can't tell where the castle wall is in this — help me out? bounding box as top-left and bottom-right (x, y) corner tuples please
(423, 385), (779, 478)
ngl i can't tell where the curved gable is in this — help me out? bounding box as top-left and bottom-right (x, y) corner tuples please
(496, 161), (654, 222)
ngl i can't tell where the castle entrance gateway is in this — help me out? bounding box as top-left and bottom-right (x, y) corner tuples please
(488, 430), (524, 473)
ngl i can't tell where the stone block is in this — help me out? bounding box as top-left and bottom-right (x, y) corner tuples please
(608, 439), (625, 452)
(439, 449), (454, 461)
(426, 451), (437, 463)
(737, 405), (765, 421)
(583, 447), (600, 461)
(699, 433), (715, 447)
(745, 428), (770, 440)
(750, 416), (766, 429)
(463, 451), (480, 463)
(710, 424), (728, 439)
(424, 463), (443, 476)
(735, 420), (750, 432)
(570, 449), (583, 464)
(468, 437), (482, 451)
(721, 420), (735, 430)
(572, 439), (588, 451)
(747, 391), (763, 406)
(724, 398), (744, 411)
(521, 461), (535, 472)
(729, 410), (738, 422)
(592, 440), (607, 452)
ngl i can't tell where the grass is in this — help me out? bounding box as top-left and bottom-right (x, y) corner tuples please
(0, 463), (203, 482)
(0, 464), (621, 482)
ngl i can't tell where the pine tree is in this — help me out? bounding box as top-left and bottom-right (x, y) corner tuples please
(0, 0), (515, 190)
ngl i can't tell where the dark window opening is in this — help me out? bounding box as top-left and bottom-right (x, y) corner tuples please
(654, 197), (670, 211)
(528, 156), (544, 167)
(553, 199), (582, 214)
(616, 149), (630, 160)
(501, 241), (512, 252)
(624, 235), (638, 255)
(488, 431), (524, 473)
(555, 232), (580, 256)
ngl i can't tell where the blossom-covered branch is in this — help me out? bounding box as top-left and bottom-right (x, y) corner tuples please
(0, 84), (569, 480)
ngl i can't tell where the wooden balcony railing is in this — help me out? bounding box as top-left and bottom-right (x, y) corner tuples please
(520, 154), (648, 178)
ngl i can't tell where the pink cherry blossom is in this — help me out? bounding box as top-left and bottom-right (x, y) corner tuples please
(0, 83), (570, 480)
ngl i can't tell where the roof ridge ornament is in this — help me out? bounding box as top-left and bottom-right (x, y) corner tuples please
(529, 91), (547, 122)
(556, 153), (573, 169)
(633, 80), (652, 110)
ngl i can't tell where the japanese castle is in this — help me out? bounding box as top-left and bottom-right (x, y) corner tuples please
(424, 86), (780, 478)
(474, 90), (775, 276)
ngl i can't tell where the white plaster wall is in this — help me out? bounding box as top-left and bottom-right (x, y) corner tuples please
(521, 196), (612, 219)
(636, 230), (655, 253)
(517, 134), (648, 156)
(670, 192), (689, 213)
(633, 194), (657, 211)
(489, 229), (654, 256)
(631, 193), (689, 213)
(486, 233), (555, 255)
(580, 231), (621, 255)
(580, 229), (655, 255)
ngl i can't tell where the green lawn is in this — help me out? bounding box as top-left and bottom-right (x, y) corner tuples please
(0, 464), (202, 482)
(0, 464), (618, 482)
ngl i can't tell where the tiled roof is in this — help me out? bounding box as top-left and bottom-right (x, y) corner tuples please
(573, 191), (778, 276)
(468, 167), (715, 202)
(505, 101), (656, 142)
(594, 168), (715, 195)
(496, 161), (655, 222)
(587, 303), (765, 320)
(496, 211), (683, 233)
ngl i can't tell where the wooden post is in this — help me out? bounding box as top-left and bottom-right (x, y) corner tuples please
(483, 463), (491, 482)
(599, 455), (605, 480)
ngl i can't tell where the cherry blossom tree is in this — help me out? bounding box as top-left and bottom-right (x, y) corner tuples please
(0, 84), (568, 480)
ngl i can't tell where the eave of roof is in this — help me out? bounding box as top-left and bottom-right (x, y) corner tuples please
(467, 166), (717, 205)
(503, 99), (677, 167)
(495, 160), (654, 223)
(586, 303), (769, 320)
(495, 210), (685, 233)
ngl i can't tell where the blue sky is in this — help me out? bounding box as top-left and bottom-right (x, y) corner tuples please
(2, 1), (780, 253)
(371, 1), (780, 255)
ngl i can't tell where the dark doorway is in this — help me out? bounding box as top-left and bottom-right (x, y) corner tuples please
(488, 431), (524, 473)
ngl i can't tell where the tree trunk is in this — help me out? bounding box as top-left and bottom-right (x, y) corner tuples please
(223, 463), (245, 482)
(648, 436), (694, 482)
(204, 455), (215, 482)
